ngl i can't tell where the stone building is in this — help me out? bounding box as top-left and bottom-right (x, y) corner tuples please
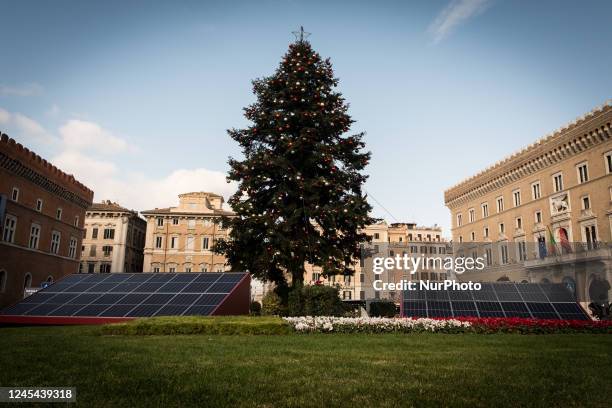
(304, 221), (451, 302)
(80, 201), (146, 273)
(141, 192), (233, 273)
(444, 101), (611, 306)
(0, 133), (93, 308)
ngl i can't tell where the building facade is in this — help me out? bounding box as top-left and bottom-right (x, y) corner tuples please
(444, 102), (612, 307)
(142, 192), (233, 273)
(80, 201), (146, 273)
(0, 134), (93, 308)
(304, 221), (450, 303)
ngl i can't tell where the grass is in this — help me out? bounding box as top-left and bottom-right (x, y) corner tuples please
(100, 316), (294, 335)
(1, 321), (611, 407)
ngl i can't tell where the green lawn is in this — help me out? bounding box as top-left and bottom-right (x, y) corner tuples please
(1, 323), (611, 407)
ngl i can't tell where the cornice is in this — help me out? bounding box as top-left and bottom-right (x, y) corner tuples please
(444, 101), (612, 209)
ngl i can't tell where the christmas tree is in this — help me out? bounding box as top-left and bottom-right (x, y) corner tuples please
(216, 28), (375, 291)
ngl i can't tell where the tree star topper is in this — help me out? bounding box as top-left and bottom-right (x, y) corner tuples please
(292, 26), (311, 42)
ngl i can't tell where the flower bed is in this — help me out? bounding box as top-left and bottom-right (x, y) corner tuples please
(283, 316), (471, 333)
(457, 317), (612, 334)
(283, 316), (612, 334)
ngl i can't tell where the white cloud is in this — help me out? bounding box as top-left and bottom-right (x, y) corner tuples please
(53, 149), (236, 211)
(2, 109), (235, 212)
(59, 119), (135, 154)
(0, 107), (55, 144)
(0, 108), (10, 124)
(0, 83), (43, 97)
(428, 0), (491, 44)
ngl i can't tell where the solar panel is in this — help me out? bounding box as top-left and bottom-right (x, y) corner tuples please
(0, 272), (249, 320)
(402, 282), (588, 320)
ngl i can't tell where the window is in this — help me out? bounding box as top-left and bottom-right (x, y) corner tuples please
(342, 291), (352, 300)
(3, 215), (17, 243)
(103, 245), (113, 256)
(92, 228), (98, 239)
(186, 236), (195, 250)
(496, 197), (504, 212)
(605, 151), (612, 174)
(483, 226), (489, 238)
(172, 217), (179, 225)
(513, 190), (521, 207)
(577, 162), (589, 184)
(50, 231), (61, 254)
(553, 172), (563, 192)
(103, 228), (115, 240)
(531, 181), (541, 200)
(459, 236), (463, 243)
(360, 290), (365, 300)
(470, 231), (475, 241)
(11, 187), (19, 202)
(100, 263), (111, 273)
(157, 217), (164, 227)
(373, 233), (380, 240)
(343, 275), (351, 285)
(29, 224), (41, 249)
(202, 237), (210, 250)
(468, 208), (475, 223)
(155, 236), (163, 249)
(500, 244), (509, 265)
(582, 195), (590, 210)
(499, 223), (505, 234)
(56, 208), (63, 220)
(24, 273), (32, 289)
(170, 237), (178, 249)
(535, 210), (542, 224)
(68, 237), (77, 258)
(201, 265), (208, 272)
(185, 266), (192, 273)
(485, 247), (492, 266)
(74, 216), (79, 227)
(187, 219), (196, 229)
(584, 225), (597, 249)
(456, 213), (462, 227)
(517, 241), (527, 261)
(88, 263), (95, 273)
(481, 203), (489, 218)
(516, 217), (522, 230)
(153, 267), (160, 273)
(36, 199), (43, 212)
(0, 270), (6, 293)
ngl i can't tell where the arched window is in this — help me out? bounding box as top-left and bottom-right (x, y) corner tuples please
(24, 273), (32, 289)
(0, 270), (7, 293)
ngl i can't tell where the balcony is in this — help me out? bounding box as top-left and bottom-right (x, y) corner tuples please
(524, 242), (611, 269)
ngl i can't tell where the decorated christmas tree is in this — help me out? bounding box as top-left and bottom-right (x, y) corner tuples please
(216, 28), (375, 292)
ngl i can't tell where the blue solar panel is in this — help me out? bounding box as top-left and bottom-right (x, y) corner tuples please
(401, 282), (588, 320)
(0, 272), (248, 319)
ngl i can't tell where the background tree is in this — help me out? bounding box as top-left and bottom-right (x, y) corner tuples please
(216, 30), (375, 292)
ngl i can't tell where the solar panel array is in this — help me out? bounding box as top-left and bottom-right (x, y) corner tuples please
(0, 273), (247, 318)
(402, 282), (589, 320)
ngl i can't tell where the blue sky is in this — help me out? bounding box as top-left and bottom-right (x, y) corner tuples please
(1, 0), (611, 235)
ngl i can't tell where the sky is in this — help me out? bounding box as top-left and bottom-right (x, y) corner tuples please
(1, 0), (611, 236)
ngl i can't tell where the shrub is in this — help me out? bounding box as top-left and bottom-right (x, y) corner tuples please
(286, 285), (345, 316)
(249, 301), (262, 316)
(369, 300), (397, 317)
(261, 292), (283, 316)
(101, 316), (293, 336)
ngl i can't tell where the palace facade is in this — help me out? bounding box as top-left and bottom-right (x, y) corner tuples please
(304, 221), (451, 302)
(444, 102), (612, 306)
(80, 201), (146, 273)
(0, 133), (93, 308)
(141, 192), (233, 273)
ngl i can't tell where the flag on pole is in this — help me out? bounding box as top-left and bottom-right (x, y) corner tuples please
(558, 228), (573, 253)
(547, 226), (558, 256)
